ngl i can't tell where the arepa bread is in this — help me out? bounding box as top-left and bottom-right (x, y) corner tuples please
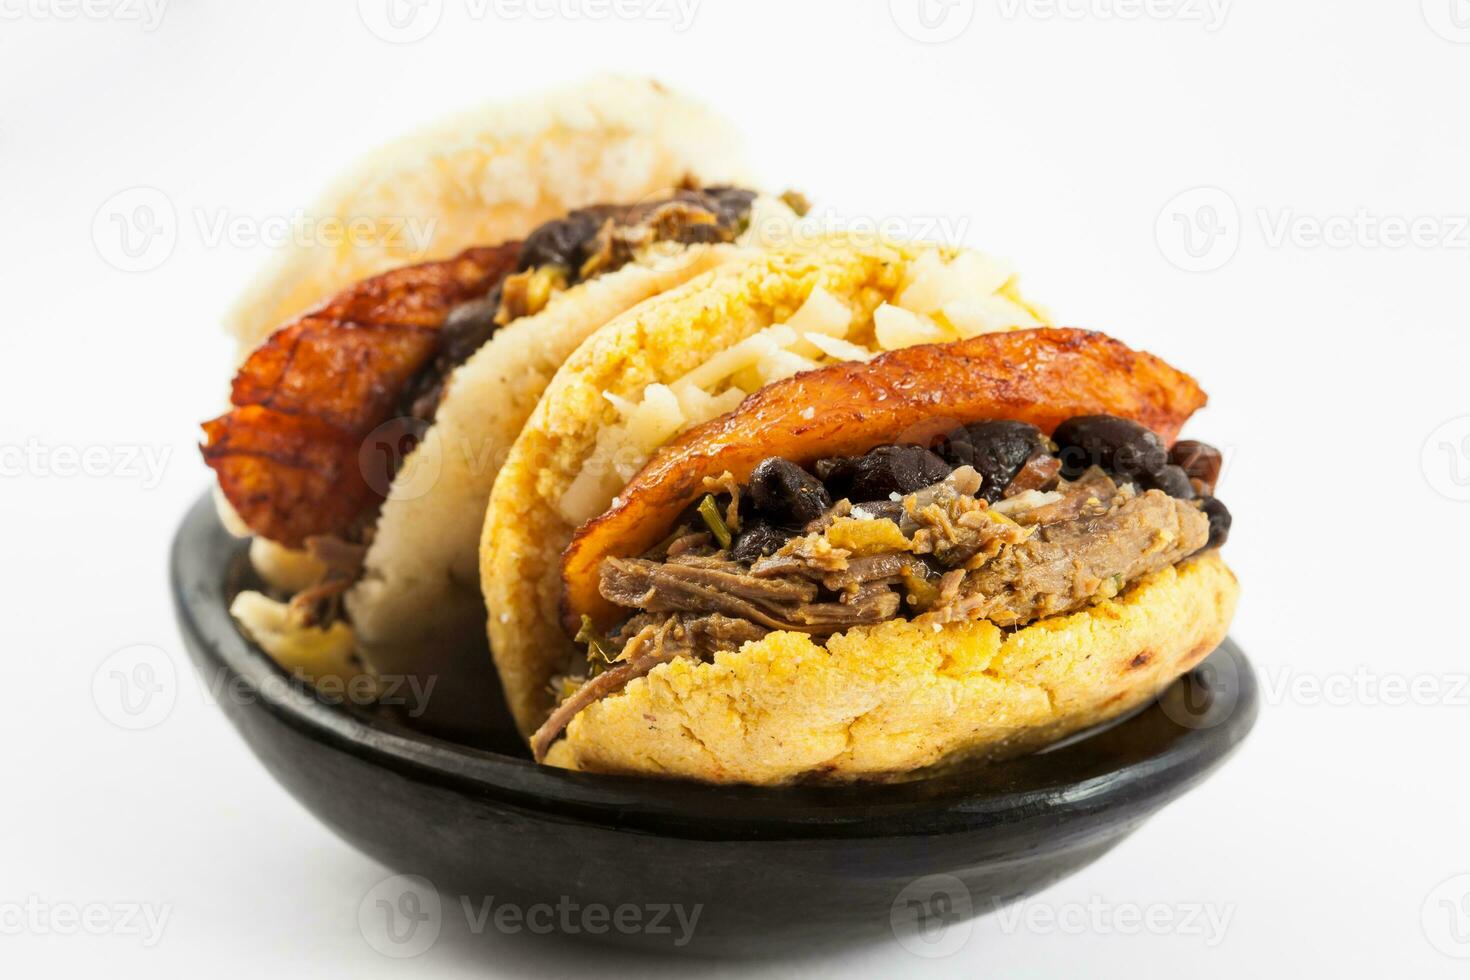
(482, 232), (1237, 786)
(225, 76), (750, 356)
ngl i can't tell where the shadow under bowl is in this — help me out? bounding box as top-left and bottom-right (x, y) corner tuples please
(170, 492), (1257, 956)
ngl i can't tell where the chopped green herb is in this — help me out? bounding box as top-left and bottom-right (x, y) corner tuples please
(698, 494), (733, 549)
(575, 614), (616, 671)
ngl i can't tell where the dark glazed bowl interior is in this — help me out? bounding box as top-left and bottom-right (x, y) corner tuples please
(170, 492), (1257, 955)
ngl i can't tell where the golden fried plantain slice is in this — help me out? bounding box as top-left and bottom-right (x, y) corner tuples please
(200, 406), (368, 549)
(203, 243), (521, 547)
(561, 327), (1206, 631)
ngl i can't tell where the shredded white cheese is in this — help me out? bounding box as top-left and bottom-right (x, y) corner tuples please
(991, 489), (1064, 517)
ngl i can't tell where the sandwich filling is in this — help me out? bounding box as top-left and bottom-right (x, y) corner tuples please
(533, 415), (1229, 759)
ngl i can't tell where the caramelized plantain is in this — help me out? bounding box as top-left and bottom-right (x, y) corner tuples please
(202, 243), (521, 547)
(560, 328), (1207, 632)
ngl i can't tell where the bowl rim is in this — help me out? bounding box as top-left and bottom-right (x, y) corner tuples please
(171, 491), (1257, 840)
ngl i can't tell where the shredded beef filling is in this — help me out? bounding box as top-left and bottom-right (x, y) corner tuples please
(288, 536), (369, 627)
(927, 482), (1207, 627)
(601, 555), (903, 632)
(597, 469), (1205, 635)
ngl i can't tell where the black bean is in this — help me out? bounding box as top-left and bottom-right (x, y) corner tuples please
(730, 520), (789, 563)
(1052, 415), (1168, 481)
(817, 445), (953, 503)
(519, 188), (757, 273)
(934, 420), (1047, 502)
(518, 208), (609, 270)
(1198, 496), (1232, 550)
(1140, 464), (1196, 500)
(1169, 440), (1223, 494)
(748, 457), (832, 526)
(698, 186), (759, 225)
(811, 457), (842, 481)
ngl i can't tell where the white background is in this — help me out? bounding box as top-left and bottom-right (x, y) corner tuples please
(4, 0), (1469, 975)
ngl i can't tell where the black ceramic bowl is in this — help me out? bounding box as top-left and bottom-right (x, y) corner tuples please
(171, 492), (1256, 956)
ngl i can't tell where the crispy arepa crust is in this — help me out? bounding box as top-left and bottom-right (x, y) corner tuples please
(544, 553), (1238, 784)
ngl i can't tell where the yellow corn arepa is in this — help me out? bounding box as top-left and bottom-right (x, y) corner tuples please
(545, 554), (1238, 784)
(483, 234), (1048, 735)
